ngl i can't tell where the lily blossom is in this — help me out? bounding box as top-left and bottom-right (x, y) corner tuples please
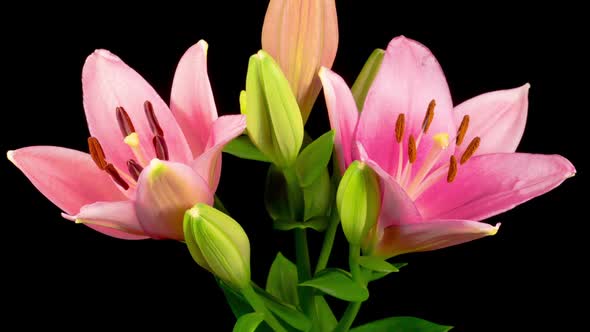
(8, 40), (246, 240)
(320, 36), (575, 257)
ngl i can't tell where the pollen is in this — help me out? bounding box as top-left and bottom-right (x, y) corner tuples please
(116, 106), (136, 137)
(422, 100), (435, 133)
(447, 155), (458, 183)
(144, 101), (164, 137)
(105, 163), (130, 190)
(408, 135), (417, 163)
(395, 113), (405, 143)
(88, 137), (108, 170)
(456, 115), (470, 146)
(460, 136), (480, 164)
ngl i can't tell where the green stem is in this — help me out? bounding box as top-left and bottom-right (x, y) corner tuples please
(314, 208), (340, 274)
(295, 229), (314, 313)
(241, 284), (287, 332)
(334, 244), (364, 332)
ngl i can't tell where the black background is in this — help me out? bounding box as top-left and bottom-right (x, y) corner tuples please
(2, 2), (586, 331)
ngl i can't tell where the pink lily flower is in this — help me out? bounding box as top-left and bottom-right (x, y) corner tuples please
(320, 36), (575, 257)
(8, 40), (246, 241)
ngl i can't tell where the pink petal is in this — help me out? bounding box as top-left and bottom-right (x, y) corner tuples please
(82, 49), (192, 170)
(356, 143), (422, 229)
(319, 67), (359, 173)
(170, 40), (219, 157)
(454, 84), (529, 157)
(8, 146), (125, 215)
(415, 153), (576, 221)
(375, 219), (500, 258)
(191, 115), (246, 192)
(62, 201), (148, 240)
(135, 160), (213, 240)
(356, 36), (456, 176)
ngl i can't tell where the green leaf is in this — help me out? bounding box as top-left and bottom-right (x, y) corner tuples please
(302, 169), (332, 221)
(233, 313), (265, 332)
(358, 256), (399, 273)
(295, 130), (335, 187)
(264, 165), (295, 221)
(266, 253), (299, 306)
(253, 285), (312, 332)
(362, 262), (408, 282)
(351, 48), (385, 112)
(350, 316), (453, 332)
(223, 135), (271, 162)
(392, 262), (408, 269)
(273, 217), (329, 232)
(299, 268), (368, 302)
(314, 296), (337, 331)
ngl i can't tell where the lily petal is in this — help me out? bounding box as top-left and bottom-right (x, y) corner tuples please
(376, 219), (500, 258)
(416, 153), (576, 221)
(170, 40), (219, 157)
(135, 160), (213, 240)
(356, 143), (422, 229)
(62, 201), (148, 240)
(357, 36), (456, 175)
(82, 49), (192, 170)
(8, 146), (125, 215)
(262, 0), (338, 123)
(319, 67), (359, 173)
(454, 84), (529, 157)
(191, 114), (246, 191)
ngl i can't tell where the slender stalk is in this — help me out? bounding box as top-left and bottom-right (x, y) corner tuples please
(241, 284), (287, 332)
(295, 229), (315, 316)
(334, 244), (364, 332)
(314, 208), (340, 274)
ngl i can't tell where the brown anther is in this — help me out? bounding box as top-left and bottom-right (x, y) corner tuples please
(116, 107), (136, 137)
(447, 155), (458, 183)
(144, 101), (164, 137)
(153, 135), (169, 160)
(456, 115), (470, 146)
(127, 159), (143, 181)
(422, 100), (435, 133)
(105, 164), (130, 190)
(395, 114), (405, 143)
(88, 137), (108, 170)
(460, 136), (480, 164)
(408, 135), (417, 163)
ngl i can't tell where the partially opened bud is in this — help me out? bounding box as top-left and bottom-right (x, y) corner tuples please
(243, 51), (304, 168)
(183, 204), (251, 289)
(262, 0), (338, 123)
(336, 161), (381, 246)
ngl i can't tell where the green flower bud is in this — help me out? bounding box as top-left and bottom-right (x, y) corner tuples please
(183, 204), (251, 289)
(243, 50), (304, 169)
(336, 161), (381, 246)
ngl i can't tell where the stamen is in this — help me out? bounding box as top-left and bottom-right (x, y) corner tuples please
(408, 135), (417, 163)
(144, 101), (164, 137)
(447, 155), (458, 183)
(105, 163), (130, 190)
(460, 136), (480, 164)
(153, 135), (169, 160)
(422, 100), (435, 133)
(88, 137), (107, 170)
(127, 159), (143, 181)
(406, 132), (449, 197)
(395, 114), (405, 143)
(456, 115), (470, 146)
(116, 107), (136, 137)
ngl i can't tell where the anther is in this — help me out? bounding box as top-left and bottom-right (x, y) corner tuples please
(153, 135), (169, 160)
(408, 135), (417, 163)
(127, 159), (143, 181)
(447, 155), (458, 183)
(395, 114), (405, 143)
(88, 137), (108, 170)
(422, 100), (435, 133)
(456, 115), (470, 146)
(104, 164), (130, 190)
(144, 101), (164, 137)
(116, 107), (136, 137)
(460, 136), (480, 164)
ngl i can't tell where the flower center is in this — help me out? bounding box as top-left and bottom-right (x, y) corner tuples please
(392, 101), (481, 200)
(88, 100), (169, 190)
